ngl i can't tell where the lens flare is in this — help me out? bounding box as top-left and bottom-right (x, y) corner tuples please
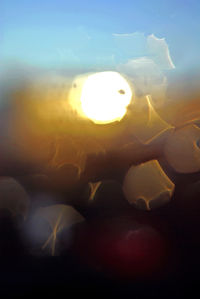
(69, 71), (133, 124)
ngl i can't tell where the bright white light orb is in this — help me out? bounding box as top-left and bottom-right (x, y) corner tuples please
(80, 72), (132, 124)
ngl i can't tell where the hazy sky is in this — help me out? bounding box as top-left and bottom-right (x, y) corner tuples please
(1, 0), (199, 70)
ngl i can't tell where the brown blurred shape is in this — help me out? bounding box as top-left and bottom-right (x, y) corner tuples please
(123, 160), (175, 210)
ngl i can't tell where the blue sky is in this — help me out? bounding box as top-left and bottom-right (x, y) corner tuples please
(1, 0), (199, 70)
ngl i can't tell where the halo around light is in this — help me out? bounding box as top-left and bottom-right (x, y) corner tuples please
(80, 72), (132, 124)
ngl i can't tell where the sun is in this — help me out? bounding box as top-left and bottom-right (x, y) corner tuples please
(81, 72), (132, 124)
(69, 71), (133, 124)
